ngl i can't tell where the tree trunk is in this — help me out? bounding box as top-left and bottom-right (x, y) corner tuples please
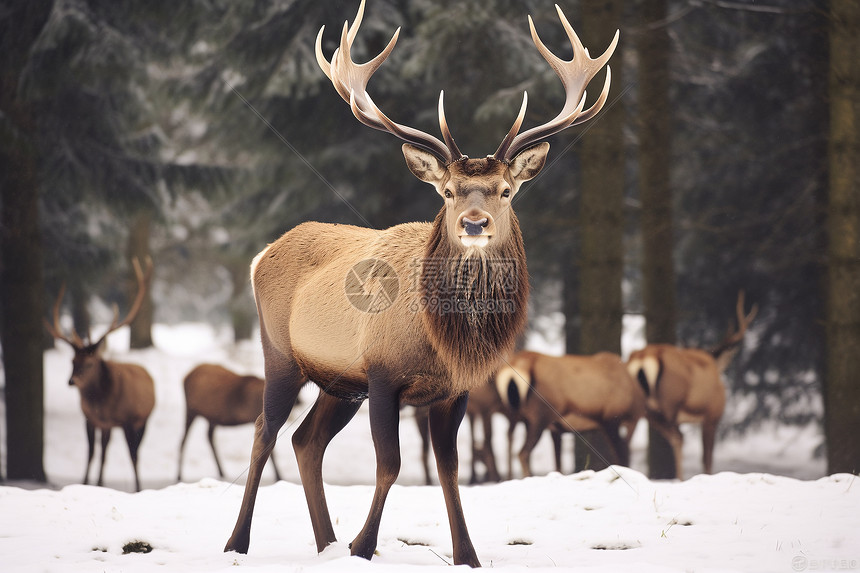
(0, 0), (52, 483)
(637, 0), (679, 480)
(578, 0), (625, 357)
(127, 210), (154, 349)
(825, 0), (860, 475)
(575, 0), (625, 473)
(228, 259), (255, 342)
(0, 135), (47, 483)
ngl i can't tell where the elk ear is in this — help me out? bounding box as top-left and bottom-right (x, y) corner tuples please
(509, 142), (549, 185)
(402, 144), (447, 185)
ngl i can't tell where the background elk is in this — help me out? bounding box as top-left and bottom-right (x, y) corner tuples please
(414, 379), (509, 485)
(627, 291), (758, 479)
(223, 1), (617, 567)
(45, 258), (155, 492)
(497, 350), (645, 478)
(177, 363), (281, 482)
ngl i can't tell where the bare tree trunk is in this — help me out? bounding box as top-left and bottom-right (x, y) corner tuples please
(575, 0), (625, 473)
(228, 258), (255, 342)
(825, 0), (860, 474)
(637, 0), (678, 480)
(0, 0), (52, 483)
(127, 210), (154, 349)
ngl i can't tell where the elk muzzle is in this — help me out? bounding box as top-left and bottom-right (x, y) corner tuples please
(458, 212), (494, 248)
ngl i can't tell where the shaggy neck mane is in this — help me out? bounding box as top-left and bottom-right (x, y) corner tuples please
(420, 208), (529, 389)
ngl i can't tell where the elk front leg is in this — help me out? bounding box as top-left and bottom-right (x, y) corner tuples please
(206, 422), (225, 478)
(123, 422), (146, 492)
(429, 393), (480, 567)
(350, 383), (401, 560)
(83, 421), (96, 485)
(292, 391), (362, 552)
(702, 420), (718, 475)
(224, 357), (303, 554)
(177, 411), (196, 481)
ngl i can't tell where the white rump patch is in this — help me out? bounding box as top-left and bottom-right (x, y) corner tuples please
(249, 244), (271, 297)
(495, 364), (530, 407)
(628, 356), (660, 395)
(460, 235), (489, 248)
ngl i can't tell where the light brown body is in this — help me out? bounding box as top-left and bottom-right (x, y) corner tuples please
(626, 292), (757, 479)
(177, 364), (281, 481)
(499, 351), (644, 477)
(224, 2), (617, 567)
(627, 345), (725, 479)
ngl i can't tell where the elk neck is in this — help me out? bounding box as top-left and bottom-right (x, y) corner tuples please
(418, 206), (529, 388)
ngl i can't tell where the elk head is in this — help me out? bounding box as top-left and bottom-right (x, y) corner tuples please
(315, 0), (618, 252)
(45, 258), (153, 391)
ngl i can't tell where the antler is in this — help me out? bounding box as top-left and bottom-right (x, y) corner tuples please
(315, 0), (463, 164)
(710, 290), (759, 359)
(92, 256), (154, 348)
(494, 5), (619, 162)
(44, 283), (85, 349)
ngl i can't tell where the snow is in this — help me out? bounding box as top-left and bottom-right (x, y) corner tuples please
(1, 323), (856, 572)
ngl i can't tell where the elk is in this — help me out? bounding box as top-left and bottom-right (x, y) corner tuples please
(626, 291), (758, 479)
(177, 364), (281, 482)
(496, 350), (645, 478)
(45, 258), (155, 492)
(224, 1), (617, 566)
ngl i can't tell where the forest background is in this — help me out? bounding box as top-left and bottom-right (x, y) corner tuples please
(1, 0), (858, 482)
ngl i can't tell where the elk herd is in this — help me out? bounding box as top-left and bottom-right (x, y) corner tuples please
(42, 1), (762, 568)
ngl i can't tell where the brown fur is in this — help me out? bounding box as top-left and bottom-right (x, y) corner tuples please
(224, 146), (546, 567)
(626, 293), (756, 479)
(501, 351), (645, 477)
(66, 343), (155, 492)
(177, 364), (281, 481)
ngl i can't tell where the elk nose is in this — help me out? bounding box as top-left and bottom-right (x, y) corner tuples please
(461, 216), (489, 236)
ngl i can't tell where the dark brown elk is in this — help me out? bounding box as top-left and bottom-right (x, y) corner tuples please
(45, 258), (155, 492)
(177, 364), (281, 482)
(224, 1), (617, 566)
(497, 350), (645, 478)
(626, 291), (758, 479)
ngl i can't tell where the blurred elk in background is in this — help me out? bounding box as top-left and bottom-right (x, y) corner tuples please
(415, 379), (511, 485)
(627, 291), (758, 479)
(177, 363), (282, 482)
(45, 258), (155, 492)
(497, 351), (645, 477)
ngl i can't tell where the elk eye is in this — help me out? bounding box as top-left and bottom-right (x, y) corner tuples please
(501, 188), (511, 198)
(444, 189), (453, 199)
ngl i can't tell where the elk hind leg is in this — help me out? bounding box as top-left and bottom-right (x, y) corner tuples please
(96, 427), (111, 487)
(292, 390), (361, 552)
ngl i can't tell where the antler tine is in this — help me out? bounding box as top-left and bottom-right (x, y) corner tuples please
(495, 6), (618, 162)
(43, 283), (84, 349)
(316, 0), (461, 164)
(735, 290), (759, 334)
(93, 256), (153, 348)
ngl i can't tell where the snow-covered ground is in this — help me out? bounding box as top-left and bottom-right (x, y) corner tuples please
(1, 323), (855, 572)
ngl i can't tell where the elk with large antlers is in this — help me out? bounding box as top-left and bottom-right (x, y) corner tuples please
(497, 351), (645, 477)
(224, 1), (617, 566)
(177, 364), (281, 482)
(626, 291), (758, 479)
(45, 258), (155, 492)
